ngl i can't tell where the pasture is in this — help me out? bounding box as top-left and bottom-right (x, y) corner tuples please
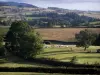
(0, 45), (100, 68)
(37, 45), (100, 64)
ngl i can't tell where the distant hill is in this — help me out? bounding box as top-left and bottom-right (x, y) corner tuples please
(0, 1), (38, 8)
(0, 2), (100, 28)
(48, 7), (85, 14)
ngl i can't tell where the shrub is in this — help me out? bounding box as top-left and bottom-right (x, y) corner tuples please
(0, 47), (5, 56)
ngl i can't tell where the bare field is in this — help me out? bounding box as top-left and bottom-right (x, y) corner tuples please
(36, 28), (100, 41)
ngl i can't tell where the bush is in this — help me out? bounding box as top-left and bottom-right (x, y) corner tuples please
(0, 47), (5, 56)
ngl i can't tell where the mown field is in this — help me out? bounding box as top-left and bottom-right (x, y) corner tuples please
(0, 46), (100, 68)
(0, 45), (100, 67)
(37, 45), (100, 64)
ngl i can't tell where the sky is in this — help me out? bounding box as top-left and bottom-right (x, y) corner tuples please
(0, 0), (100, 11)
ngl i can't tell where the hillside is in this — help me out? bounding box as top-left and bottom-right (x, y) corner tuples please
(0, 2), (100, 28)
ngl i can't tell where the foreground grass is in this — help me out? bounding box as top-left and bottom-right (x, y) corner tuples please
(0, 72), (85, 75)
(37, 46), (100, 64)
(0, 46), (100, 68)
(0, 53), (51, 68)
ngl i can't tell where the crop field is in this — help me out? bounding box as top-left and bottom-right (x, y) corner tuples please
(0, 27), (100, 41)
(36, 28), (100, 41)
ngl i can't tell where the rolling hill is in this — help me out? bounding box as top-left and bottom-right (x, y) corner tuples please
(0, 1), (100, 28)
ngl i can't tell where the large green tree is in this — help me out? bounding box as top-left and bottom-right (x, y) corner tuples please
(5, 21), (43, 58)
(75, 29), (97, 50)
(93, 34), (100, 46)
(0, 34), (5, 56)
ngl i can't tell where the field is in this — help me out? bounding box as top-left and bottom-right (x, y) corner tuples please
(0, 27), (100, 74)
(37, 45), (100, 64)
(0, 46), (100, 68)
(36, 28), (100, 41)
(0, 27), (100, 41)
(0, 45), (100, 74)
(79, 13), (100, 19)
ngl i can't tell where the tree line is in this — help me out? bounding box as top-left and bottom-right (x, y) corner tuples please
(27, 12), (100, 28)
(0, 12), (100, 28)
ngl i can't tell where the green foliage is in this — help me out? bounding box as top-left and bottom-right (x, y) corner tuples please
(0, 47), (5, 56)
(75, 29), (97, 50)
(19, 31), (43, 58)
(5, 21), (43, 58)
(0, 35), (3, 47)
(0, 34), (5, 56)
(26, 12), (100, 28)
(93, 34), (100, 46)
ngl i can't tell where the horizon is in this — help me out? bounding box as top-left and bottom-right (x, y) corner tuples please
(0, 0), (100, 11)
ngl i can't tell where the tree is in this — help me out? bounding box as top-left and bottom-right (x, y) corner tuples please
(5, 21), (43, 58)
(93, 34), (100, 46)
(75, 29), (97, 50)
(0, 34), (5, 56)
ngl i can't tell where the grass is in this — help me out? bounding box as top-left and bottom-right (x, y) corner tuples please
(0, 72), (83, 75)
(90, 21), (100, 25)
(0, 52), (51, 68)
(0, 27), (100, 66)
(26, 17), (47, 20)
(0, 46), (100, 68)
(0, 27), (8, 35)
(37, 46), (100, 64)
